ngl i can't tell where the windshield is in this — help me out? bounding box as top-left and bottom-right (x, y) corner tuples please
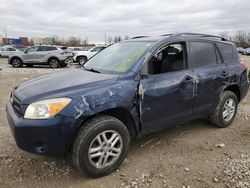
(84, 42), (153, 74)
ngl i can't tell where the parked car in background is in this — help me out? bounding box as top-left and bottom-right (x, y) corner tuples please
(243, 48), (250, 55)
(6, 33), (249, 177)
(73, 45), (106, 64)
(237, 47), (244, 54)
(8, 45), (73, 68)
(0, 47), (20, 57)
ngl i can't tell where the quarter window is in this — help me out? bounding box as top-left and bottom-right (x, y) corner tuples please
(190, 42), (218, 68)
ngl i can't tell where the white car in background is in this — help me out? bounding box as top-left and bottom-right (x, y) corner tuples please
(73, 45), (106, 65)
(0, 46), (20, 57)
(243, 48), (250, 55)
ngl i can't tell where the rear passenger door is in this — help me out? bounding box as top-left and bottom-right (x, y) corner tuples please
(35, 46), (48, 62)
(189, 41), (229, 114)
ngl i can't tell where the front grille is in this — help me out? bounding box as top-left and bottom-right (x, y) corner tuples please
(12, 95), (22, 116)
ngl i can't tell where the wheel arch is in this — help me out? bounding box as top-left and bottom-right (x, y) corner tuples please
(78, 107), (138, 139)
(9, 56), (23, 64)
(77, 55), (88, 60)
(47, 56), (60, 64)
(223, 84), (241, 102)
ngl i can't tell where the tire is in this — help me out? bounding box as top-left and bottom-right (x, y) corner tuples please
(72, 115), (130, 177)
(77, 56), (87, 65)
(210, 91), (238, 128)
(48, 58), (60, 68)
(11, 57), (23, 68)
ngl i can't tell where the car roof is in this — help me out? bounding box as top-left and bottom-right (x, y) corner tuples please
(125, 33), (234, 45)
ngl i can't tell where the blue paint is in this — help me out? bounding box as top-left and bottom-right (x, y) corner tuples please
(6, 35), (250, 156)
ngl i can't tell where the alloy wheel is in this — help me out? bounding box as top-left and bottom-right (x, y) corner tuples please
(88, 130), (123, 169)
(222, 98), (235, 122)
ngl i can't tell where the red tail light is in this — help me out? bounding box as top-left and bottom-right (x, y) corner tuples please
(240, 60), (249, 69)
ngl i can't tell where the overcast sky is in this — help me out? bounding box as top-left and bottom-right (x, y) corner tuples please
(0, 0), (250, 43)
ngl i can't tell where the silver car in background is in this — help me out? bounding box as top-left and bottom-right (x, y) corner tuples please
(0, 46), (21, 57)
(8, 45), (73, 68)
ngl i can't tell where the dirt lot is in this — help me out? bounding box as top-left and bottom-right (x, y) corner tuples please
(0, 57), (250, 188)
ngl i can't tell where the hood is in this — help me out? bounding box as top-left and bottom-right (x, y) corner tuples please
(14, 68), (118, 104)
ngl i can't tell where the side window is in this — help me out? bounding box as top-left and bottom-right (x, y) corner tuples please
(46, 46), (57, 51)
(38, 46), (47, 51)
(27, 46), (38, 52)
(147, 42), (187, 75)
(190, 42), (219, 68)
(8, 48), (16, 51)
(91, 47), (102, 52)
(216, 43), (233, 62)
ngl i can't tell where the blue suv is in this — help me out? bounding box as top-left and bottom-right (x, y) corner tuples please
(6, 33), (249, 177)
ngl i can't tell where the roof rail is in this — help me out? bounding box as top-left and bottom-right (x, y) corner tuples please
(161, 33), (227, 41)
(131, 36), (149, 39)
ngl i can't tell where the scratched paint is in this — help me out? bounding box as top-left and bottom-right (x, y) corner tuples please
(74, 81), (138, 119)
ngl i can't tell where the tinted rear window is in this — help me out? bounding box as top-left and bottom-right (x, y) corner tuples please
(216, 43), (233, 62)
(190, 42), (217, 68)
(45, 46), (57, 51)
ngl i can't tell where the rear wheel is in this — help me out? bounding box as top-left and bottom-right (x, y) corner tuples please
(48, 58), (60, 68)
(77, 56), (87, 65)
(210, 91), (238, 128)
(11, 58), (23, 68)
(72, 115), (130, 177)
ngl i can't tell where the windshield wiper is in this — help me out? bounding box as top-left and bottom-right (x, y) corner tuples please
(82, 65), (101, 73)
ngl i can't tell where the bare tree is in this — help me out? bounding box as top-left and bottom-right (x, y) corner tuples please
(113, 36), (118, 43)
(234, 31), (248, 47)
(68, 37), (81, 46)
(124, 35), (130, 40)
(107, 36), (113, 44)
(117, 36), (122, 42)
(82, 37), (88, 46)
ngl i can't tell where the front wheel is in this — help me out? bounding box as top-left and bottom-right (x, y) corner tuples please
(77, 56), (87, 65)
(11, 58), (23, 68)
(210, 91), (238, 128)
(72, 115), (130, 177)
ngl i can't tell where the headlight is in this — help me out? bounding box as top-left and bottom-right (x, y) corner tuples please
(24, 98), (72, 119)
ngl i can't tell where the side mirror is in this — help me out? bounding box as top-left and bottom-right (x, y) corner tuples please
(24, 49), (28, 53)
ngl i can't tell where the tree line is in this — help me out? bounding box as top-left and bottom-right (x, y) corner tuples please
(219, 31), (250, 48)
(51, 35), (130, 46)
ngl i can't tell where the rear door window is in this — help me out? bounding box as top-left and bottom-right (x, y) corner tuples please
(216, 43), (233, 62)
(190, 42), (219, 68)
(45, 46), (57, 51)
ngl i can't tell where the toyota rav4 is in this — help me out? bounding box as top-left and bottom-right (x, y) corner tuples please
(6, 33), (249, 177)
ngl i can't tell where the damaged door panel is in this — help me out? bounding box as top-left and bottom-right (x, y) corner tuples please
(139, 70), (195, 134)
(189, 41), (229, 114)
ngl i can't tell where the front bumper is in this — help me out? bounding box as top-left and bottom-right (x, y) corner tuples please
(6, 102), (77, 157)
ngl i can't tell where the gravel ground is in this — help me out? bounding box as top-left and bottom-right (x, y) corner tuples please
(0, 56), (250, 188)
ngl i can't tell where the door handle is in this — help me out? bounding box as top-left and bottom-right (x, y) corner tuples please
(221, 70), (228, 77)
